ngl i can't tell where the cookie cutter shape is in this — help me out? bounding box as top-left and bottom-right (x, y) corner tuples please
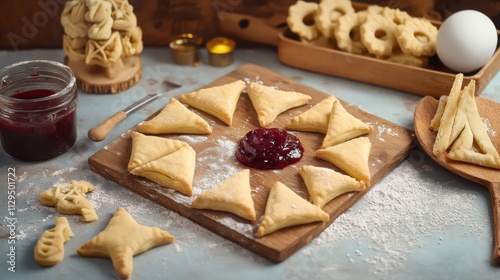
(396, 17), (438, 57)
(34, 217), (74, 266)
(39, 180), (98, 222)
(314, 0), (355, 39)
(334, 12), (367, 54)
(360, 14), (398, 57)
(287, 0), (319, 41)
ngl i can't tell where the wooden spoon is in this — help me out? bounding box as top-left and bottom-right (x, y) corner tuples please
(414, 95), (500, 265)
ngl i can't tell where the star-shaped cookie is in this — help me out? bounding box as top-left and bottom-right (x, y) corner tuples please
(77, 207), (174, 279)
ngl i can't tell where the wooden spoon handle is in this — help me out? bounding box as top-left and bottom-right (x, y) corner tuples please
(88, 111), (127, 142)
(490, 182), (500, 265)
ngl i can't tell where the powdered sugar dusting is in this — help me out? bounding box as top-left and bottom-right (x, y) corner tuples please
(177, 135), (210, 144)
(300, 159), (487, 275)
(483, 118), (497, 137)
(194, 137), (241, 195)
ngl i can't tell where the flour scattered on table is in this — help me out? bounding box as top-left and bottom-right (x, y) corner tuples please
(51, 167), (77, 176)
(299, 159), (487, 275)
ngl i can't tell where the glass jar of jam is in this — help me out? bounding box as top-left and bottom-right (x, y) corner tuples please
(0, 60), (78, 161)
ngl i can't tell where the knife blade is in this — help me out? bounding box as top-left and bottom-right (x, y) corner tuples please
(88, 81), (181, 142)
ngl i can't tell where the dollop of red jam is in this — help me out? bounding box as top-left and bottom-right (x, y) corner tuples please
(235, 128), (304, 170)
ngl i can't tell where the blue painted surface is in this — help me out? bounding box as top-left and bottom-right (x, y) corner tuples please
(0, 47), (499, 280)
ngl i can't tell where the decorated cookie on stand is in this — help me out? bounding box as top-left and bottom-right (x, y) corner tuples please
(61, 0), (143, 94)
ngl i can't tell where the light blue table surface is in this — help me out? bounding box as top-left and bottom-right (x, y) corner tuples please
(1, 47), (500, 280)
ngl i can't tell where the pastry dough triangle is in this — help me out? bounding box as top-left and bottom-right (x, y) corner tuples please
(448, 122), (500, 169)
(460, 81), (499, 157)
(285, 95), (337, 134)
(191, 169), (256, 221)
(448, 90), (468, 145)
(316, 137), (372, 186)
(130, 144), (196, 196)
(430, 95), (447, 131)
(178, 80), (245, 126)
(127, 131), (189, 171)
(77, 207), (174, 279)
(445, 81), (500, 169)
(299, 165), (366, 208)
(321, 100), (372, 148)
(247, 82), (312, 127)
(433, 73), (464, 155)
(256, 181), (329, 237)
(139, 98), (212, 135)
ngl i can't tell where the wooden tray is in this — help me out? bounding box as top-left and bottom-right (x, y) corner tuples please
(277, 29), (500, 99)
(88, 63), (414, 262)
(218, 2), (500, 98)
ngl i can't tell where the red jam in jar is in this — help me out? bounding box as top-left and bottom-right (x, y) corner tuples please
(235, 128), (304, 170)
(0, 60), (78, 161)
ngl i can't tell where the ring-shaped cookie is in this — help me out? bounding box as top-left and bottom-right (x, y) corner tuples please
(360, 14), (397, 57)
(396, 17), (438, 57)
(314, 0), (355, 39)
(287, 1), (319, 41)
(334, 12), (367, 54)
(381, 7), (411, 26)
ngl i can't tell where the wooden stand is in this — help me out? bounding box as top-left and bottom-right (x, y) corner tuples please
(65, 56), (143, 94)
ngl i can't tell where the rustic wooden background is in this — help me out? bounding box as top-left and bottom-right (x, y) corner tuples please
(0, 0), (498, 50)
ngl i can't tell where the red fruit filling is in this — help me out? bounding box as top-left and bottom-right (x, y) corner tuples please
(235, 128), (304, 170)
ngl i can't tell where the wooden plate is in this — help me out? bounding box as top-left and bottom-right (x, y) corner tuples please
(275, 1), (500, 98)
(277, 28), (500, 98)
(88, 63), (414, 262)
(414, 95), (500, 264)
(218, 1), (500, 98)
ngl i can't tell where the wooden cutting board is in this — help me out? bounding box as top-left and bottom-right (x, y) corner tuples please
(88, 63), (414, 262)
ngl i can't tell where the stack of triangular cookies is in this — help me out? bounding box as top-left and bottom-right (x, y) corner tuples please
(431, 74), (500, 169)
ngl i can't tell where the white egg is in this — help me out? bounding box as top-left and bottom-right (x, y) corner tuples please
(436, 10), (497, 73)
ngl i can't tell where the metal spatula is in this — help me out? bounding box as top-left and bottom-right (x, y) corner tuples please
(88, 80), (181, 142)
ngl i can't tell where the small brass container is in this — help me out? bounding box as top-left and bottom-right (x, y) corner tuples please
(169, 33), (202, 66)
(206, 37), (236, 67)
